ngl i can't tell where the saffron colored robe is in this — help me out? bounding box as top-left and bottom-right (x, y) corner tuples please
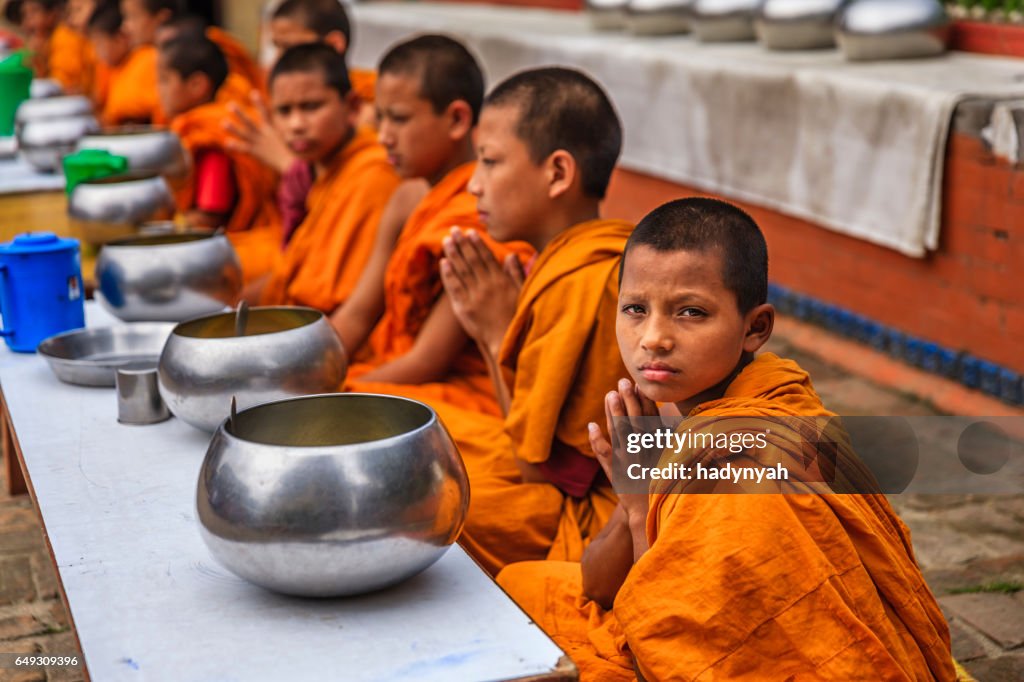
(345, 162), (531, 417)
(99, 45), (164, 126)
(350, 68), (376, 105)
(47, 24), (96, 95)
(441, 219), (634, 575)
(260, 128), (399, 311)
(498, 354), (955, 681)
(169, 99), (281, 281)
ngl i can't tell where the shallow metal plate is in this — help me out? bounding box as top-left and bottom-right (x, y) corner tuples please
(38, 323), (175, 387)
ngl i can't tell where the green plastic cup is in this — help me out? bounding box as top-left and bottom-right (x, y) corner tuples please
(0, 52), (33, 136)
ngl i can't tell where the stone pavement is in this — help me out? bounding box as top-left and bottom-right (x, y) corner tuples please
(0, 328), (1019, 681)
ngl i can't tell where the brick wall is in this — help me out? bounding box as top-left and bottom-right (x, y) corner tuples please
(603, 132), (1024, 374)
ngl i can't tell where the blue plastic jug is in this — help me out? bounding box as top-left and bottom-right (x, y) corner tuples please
(0, 233), (85, 353)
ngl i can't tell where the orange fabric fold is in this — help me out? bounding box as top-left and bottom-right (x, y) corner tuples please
(447, 219), (634, 575)
(99, 45), (165, 126)
(350, 68), (376, 104)
(345, 162), (531, 416)
(206, 27), (262, 96)
(47, 24), (96, 95)
(500, 354), (955, 682)
(169, 99), (282, 282)
(260, 128), (399, 312)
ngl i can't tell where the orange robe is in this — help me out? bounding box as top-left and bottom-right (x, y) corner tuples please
(350, 68), (376, 104)
(169, 99), (281, 282)
(206, 27), (262, 95)
(260, 128), (399, 311)
(345, 162), (530, 416)
(47, 24), (96, 95)
(99, 46), (165, 127)
(499, 354), (955, 681)
(439, 219), (634, 575)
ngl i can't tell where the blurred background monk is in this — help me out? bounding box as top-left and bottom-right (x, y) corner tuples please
(436, 68), (633, 575)
(16, 0), (96, 95)
(498, 198), (955, 681)
(86, 1), (160, 125)
(335, 34), (530, 417)
(157, 34), (281, 281)
(239, 43), (401, 313)
(226, 0), (375, 246)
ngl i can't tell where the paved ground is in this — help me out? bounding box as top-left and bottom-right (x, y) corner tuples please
(0, 328), (1019, 681)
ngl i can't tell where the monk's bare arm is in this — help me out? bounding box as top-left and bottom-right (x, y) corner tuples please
(357, 295), (469, 384)
(329, 180), (428, 354)
(581, 505), (635, 610)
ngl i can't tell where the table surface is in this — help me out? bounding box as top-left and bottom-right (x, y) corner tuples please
(0, 303), (572, 682)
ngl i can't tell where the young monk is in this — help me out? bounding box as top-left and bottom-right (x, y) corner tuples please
(434, 67), (633, 574)
(157, 35), (281, 279)
(86, 1), (161, 125)
(240, 43), (401, 313)
(497, 198), (955, 681)
(335, 34), (530, 417)
(225, 0), (376, 244)
(19, 0), (95, 94)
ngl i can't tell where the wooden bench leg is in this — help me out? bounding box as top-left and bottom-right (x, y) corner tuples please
(1, 393), (27, 496)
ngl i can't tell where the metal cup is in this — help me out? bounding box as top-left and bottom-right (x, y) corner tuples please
(116, 364), (171, 425)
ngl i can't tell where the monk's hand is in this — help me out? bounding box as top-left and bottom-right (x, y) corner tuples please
(440, 227), (523, 359)
(223, 92), (295, 174)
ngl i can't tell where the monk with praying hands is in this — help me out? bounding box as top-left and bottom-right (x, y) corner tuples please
(497, 198), (956, 681)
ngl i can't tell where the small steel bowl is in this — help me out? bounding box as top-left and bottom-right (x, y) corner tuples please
(756, 0), (849, 50)
(68, 172), (177, 245)
(17, 115), (100, 173)
(587, 0), (631, 30)
(197, 393), (469, 597)
(837, 0), (950, 61)
(29, 79), (64, 99)
(77, 127), (188, 178)
(626, 0), (694, 35)
(158, 306), (347, 432)
(95, 232), (242, 323)
(691, 0), (760, 42)
(38, 323), (176, 387)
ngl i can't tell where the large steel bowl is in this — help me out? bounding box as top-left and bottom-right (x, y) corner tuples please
(692, 0), (760, 42)
(14, 95), (93, 128)
(77, 127), (188, 178)
(756, 0), (849, 50)
(626, 0), (694, 35)
(837, 0), (950, 61)
(17, 115), (100, 172)
(68, 172), (177, 245)
(197, 393), (469, 597)
(158, 306), (347, 432)
(95, 232), (242, 322)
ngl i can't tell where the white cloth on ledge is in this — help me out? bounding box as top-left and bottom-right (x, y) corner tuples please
(350, 2), (1024, 258)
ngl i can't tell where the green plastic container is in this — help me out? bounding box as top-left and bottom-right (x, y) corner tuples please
(62, 150), (130, 194)
(0, 52), (32, 136)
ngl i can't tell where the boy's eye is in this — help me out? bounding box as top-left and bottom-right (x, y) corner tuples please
(299, 101), (324, 112)
(621, 303), (645, 315)
(479, 157), (497, 167)
(679, 307), (706, 318)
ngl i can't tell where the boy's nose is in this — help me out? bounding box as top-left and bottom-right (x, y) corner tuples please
(640, 318), (674, 353)
(467, 166), (483, 197)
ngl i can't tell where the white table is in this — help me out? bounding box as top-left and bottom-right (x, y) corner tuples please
(0, 303), (574, 681)
(0, 152), (66, 195)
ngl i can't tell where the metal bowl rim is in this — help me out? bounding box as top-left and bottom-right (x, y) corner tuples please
(169, 305), (327, 340)
(217, 392), (441, 451)
(103, 231), (224, 248)
(36, 322), (176, 362)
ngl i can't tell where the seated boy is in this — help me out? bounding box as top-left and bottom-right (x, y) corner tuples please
(86, 1), (161, 125)
(226, 0), (377, 244)
(434, 67), (633, 574)
(242, 43), (401, 313)
(157, 35), (281, 280)
(19, 0), (95, 94)
(335, 34), (530, 417)
(497, 198), (955, 681)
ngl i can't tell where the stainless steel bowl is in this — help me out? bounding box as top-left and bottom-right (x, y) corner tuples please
(627, 0), (694, 35)
(197, 393), (469, 597)
(38, 323), (176, 387)
(587, 0), (630, 30)
(158, 306), (347, 432)
(17, 115), (100, 173)
(837, 0), (950, 61)
(30, 79), (64, 99)
(95, 232), (242, 323)
(756, 0), (849, 50)
(14, 95), (93, 128)
(692, 0), (760, 42)
(68, 172), (176, 245)
(77, 127), (188, 178)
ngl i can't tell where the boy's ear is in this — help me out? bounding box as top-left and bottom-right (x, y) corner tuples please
(322, 30), (348, 55)
(185, 71), (215, 102)
(742, 303), (775, 354)
(343, 89), (361, 126)
(544, 149), (577, 201)
(444, 99), (474, 143)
